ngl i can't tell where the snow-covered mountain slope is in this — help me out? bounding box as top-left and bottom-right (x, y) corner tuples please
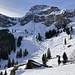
(0, 20), (75, 75)
(1, 5), (75, 75)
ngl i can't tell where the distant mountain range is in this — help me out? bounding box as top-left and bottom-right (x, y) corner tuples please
(0, 5), (75, 28)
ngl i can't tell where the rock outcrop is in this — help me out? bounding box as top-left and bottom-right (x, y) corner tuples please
(45, 14), (71, 28)
(39, 6), (60, 15)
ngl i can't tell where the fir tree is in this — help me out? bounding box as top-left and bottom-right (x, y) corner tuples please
(20, 48), (22, 58)
(71, 26), (73, 31)
(12, 59), (15, 67)
(64, 38), (67, 45)
(17, 36), (22, 47)
(7, 58), (11, 68)
(45, 53), (47, 62)
(47, 48), (51, 59)
(62, 52), (68, 64)
(0, 29), (16, 60)
(42, 54), (47, 66)
(16, 51), (19, 58)
(16, 49), (22, 58)
(58, 56), (61, 65)
(45, 30), (56, 39)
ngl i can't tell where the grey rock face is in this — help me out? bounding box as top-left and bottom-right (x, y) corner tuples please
(20, 5), (49, 25)
(45, 14), (71, 28)
(39, 6), (60, 15)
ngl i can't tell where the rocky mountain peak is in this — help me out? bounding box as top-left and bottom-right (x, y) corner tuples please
(20, 5), (49, 25)
(29, 5), (49, 12)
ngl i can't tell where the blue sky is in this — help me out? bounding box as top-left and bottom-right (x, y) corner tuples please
(0, 0), (75, 17)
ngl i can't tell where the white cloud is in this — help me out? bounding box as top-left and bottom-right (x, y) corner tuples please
(0, 8), (22, 17)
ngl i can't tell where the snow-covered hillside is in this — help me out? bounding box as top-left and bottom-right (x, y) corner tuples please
(16, 64), (75, 75)
(0, 20), (75, 75)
